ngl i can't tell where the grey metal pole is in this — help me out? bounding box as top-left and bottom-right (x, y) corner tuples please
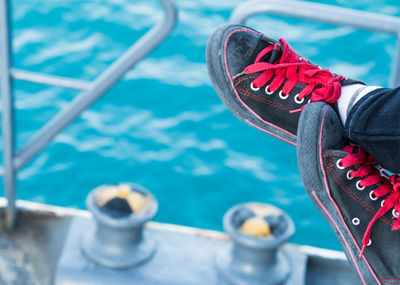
(391, 35), (400, 87)
(14, 0), (177, 171)
(11, 69), (92, 91)
(230, 0), (400, 34)
(0, 0), (16, 228)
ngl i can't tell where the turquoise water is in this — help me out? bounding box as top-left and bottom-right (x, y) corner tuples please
(1, 0), (399, 250)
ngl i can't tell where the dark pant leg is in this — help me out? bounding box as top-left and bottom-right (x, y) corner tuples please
(344, 87), (400, 173)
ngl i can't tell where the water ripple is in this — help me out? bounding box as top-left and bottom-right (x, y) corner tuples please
(3, 0), (397, 251)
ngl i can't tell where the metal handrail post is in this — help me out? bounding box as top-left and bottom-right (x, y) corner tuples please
(0, 0), (16, 228)
(391, 32), (400, 87)
(14, 0), (177, 171)
(11, 69), (92, 90)
(229, 0), (400, 87)
(0, 0), (177, 227)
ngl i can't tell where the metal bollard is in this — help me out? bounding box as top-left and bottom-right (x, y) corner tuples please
(82, 183), (158, 268)
(216, 202), (295, 285)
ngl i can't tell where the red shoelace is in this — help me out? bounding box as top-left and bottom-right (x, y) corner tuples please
(244, 38), (344, 112)
(338, 145), (400, 257)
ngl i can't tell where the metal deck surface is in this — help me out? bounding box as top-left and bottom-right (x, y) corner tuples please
(0, 199), (362, 285)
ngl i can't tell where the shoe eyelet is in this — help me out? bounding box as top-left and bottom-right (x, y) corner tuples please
(393, 209), (399, 218)
(352, 217), (360, 225)
(336, 159), (345, 169)
(265, 85), (274, 95)
(356, 180), (365, 191)
(379, 168), (388, 177)
(279, 90), (289, 100)
(346, 170), (354, 180)
(367, 239), (372, 246)
(381, 199), (385, 207)
(369, 191), (378, 201)
(250, 82), (260, 91)
(294, 94), (305, 104)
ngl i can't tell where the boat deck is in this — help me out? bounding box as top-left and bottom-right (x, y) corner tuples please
(0, 199), (361, 285)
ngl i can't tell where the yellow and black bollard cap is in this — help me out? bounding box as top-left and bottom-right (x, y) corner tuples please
(83, 183), (158, 268)
(218, 202), (295, 284)
(231, 203), (289, 239)
(95, 184), (152, 218)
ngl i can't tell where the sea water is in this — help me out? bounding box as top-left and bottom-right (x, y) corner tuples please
(1, 0), (398, 250)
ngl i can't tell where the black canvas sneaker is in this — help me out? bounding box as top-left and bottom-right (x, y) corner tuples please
(297, 102), (400, 285)
(206, 25), (363, 146)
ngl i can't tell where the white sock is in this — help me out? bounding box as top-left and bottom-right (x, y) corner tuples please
(337, 84), (381, 124)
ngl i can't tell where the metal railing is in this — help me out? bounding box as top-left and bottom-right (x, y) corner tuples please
(230, 0), (400, 87)
(0, 0), (177, 228)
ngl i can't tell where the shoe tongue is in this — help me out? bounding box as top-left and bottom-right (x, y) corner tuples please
(259, 43), (282, 63)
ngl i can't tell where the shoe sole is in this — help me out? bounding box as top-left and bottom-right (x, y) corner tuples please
(206, 25), (297, 146)
(297, 102), (380, 285)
